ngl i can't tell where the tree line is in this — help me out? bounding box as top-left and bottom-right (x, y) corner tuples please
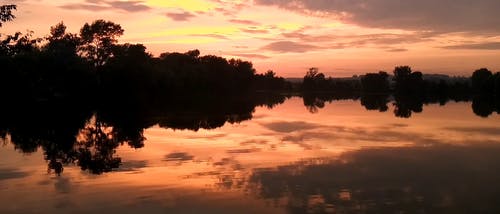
(1, 16), (290, 104)
(2, 4), (498, 103)
(301, 66), (499, 96)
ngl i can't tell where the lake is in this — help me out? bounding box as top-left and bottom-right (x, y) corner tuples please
(1, 96), (499, 214)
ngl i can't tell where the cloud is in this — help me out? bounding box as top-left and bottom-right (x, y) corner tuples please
(387, 48), (408, 52)
(229, 19), (260, 25)
(441, 42), (500, 50)
(60, 3), (108, 11)
(260, 121), (323, 132)
(107, 1), (150, 12)
(261, 41), (321, 53)
(165, 11), (197, 21)
(228, 53), (270, 59)
(240, 28), (269, 34)
(233, 45), (249, 49)
(282, 29), (433, 46)
(189, 34), (228, 40)
(226, 148), (262, 154)
(60, 0), (150, 12)
(277, 26), (437, 51)
(254, 0), (500, 33)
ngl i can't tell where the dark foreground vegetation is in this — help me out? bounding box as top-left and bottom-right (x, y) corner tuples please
(0, 6), (499, 175)
(1, 6), (291, 175)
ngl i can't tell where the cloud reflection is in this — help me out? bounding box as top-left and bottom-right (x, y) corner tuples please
(248, 144), (500, 213)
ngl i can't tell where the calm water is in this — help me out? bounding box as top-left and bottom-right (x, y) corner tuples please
(1, 97), (500, 214)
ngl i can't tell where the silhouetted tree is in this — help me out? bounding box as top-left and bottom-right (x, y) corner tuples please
(471, 68), (493, 93)
(393, 65), (412, 83)
(0, 31), (41, 56)
(253, 70), (290, 91)
(303, 67), (326, 91)
(0, 4), (16, 27)
(494, 72), (500, 95)
(45, 22), (80, 56)
(79, 20), (124, 67)
(393, 66), (424, 94)
(361, 71), (390, 93)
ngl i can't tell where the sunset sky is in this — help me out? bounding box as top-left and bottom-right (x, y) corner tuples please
(1, 0), (500, 77)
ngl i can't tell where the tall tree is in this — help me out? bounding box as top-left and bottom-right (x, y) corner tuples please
(0, 4), (16, 27)
(393, 65), (412, 84)
(45, 22), (80, 57)
(471, 68), (493, 93)
(79, 20), (124, 67)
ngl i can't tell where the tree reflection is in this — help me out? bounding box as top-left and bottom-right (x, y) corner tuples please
(301, 93), (495, 118)
(75, 117), (122, 174)
(393, 95), (424, 118)
(360, 94), (389, 112)
(0, 93), (288, 175)
(303, 93), (359, 113)
(472, 95), (500, 118)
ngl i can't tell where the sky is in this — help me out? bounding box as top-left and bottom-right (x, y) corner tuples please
(1, 0), (500, 77)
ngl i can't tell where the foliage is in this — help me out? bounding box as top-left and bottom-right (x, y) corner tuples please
(361, 71), (389, 93)
(0, 4), (16, 27)
(393, 66), (425, 94)
(79, 20), (124, 67)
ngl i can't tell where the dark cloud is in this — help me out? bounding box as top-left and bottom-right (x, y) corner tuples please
(240, 139), (268, 146)
(277, 27), (438, 51)
(441, 42), (500, 50)
(165, 11), (197, 21)
(254, 0), (500, 33)
(107, 1), (150, 12)
(60, 0), (150, 12)
(282, 29), (432, 46)
(261, 121), (323, 132)
(60, 4), (108, 11)
(261, 41), (321, 53)
(226, 148), (262, 154)
(229, 19), (260, 25)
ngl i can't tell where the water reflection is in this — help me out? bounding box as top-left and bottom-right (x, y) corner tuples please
(248, 145), (500, 214)
(0, 93), (288, 174)
(303, 93), (499, 118)
(0, 95), (499, 214)
(0, 93), (498, 176)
